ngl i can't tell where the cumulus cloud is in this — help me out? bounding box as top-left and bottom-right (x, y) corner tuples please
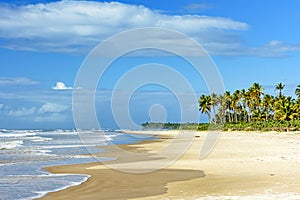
(0, 1), (248, 55)
(52, 82), (72, 90)
(39, 103), (69, 113)
(0, 1), (299, 57)
(0, 77), (39, 86)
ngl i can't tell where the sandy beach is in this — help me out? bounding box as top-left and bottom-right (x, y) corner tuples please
(40, 131), (300, 199)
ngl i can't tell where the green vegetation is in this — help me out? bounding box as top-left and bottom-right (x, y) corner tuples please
(141, 121), (300, 131)
(200, 82), (300, 124)
(142, 82), (300, 132)
(200, 82), (300, 131)
(141, 122), (206, 130)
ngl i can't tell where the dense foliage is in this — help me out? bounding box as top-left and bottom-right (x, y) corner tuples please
(141, 121), (300, 131)
(199, 82), (300, 124)
(141, 122), (207, 130)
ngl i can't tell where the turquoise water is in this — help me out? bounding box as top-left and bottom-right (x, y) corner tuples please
(0, 130), (151, 200)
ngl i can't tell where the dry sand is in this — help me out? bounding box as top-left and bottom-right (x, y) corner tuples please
(40, 131), (300, 199)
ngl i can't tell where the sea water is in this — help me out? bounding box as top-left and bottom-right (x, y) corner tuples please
(0, 129), (151, 200)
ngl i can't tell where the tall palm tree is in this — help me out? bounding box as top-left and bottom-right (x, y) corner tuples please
(210, 93), (219, 123)
(231, 90), (242, 122)
(275, 82), (285, 98)
(240, 89), (248, 122)
(199, 95), (212, 122)
(216, 94), (226, 123)
(224, 91), (232, 122)
(250, 83), (264, 99)
(242, 89), (252, 122)
(295, 84), (300, 99)
(249, 83), (264, 120)
(262, 94), (274, 121)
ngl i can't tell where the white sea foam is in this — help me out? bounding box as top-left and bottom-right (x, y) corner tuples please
(32, 175), (90, 200)
(0, 132), (37, 138)
(1, 174), (91, 200)
(0, 130), (141, 200)
(0, 140), (23, 149)
(29, 136), (53, 142)
(41, 144), (95, 149)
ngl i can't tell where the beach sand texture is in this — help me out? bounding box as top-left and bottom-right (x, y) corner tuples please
(41, 131), (300, 199)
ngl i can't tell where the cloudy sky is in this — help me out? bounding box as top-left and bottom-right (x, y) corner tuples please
(0, 0), (300, 129)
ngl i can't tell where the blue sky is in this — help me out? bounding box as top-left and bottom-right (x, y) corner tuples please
(0, 0), (300, 129)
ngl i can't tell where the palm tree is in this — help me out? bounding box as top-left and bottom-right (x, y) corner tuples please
(295, 84), (300, 99)
(216, 94), (226, 123)
(231, 90), (242, 122)
(210, 93), (222, 123)
(262, 94), (274, 121)
(295, 98), (300, 120)
(274, 96), (297, 121)
(249, 83), (264, 120)
(275, 82), (285, 98)
(199, 95), (212, 122)
(224, 91), (232, 122)
(242, 89), (252, 122)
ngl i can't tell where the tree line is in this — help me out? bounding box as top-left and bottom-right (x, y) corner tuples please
(199, 82), (300, 124)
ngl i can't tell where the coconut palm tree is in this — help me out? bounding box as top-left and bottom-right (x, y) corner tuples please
(295, 84), (300, 99)
(275, 82), (285, 98)
(224, 91), (232, 122)
(242, 89), (252, 122)
(262, 94), (274, 121)
(199, 95), (212, 122)
(231, 90), (242, 122)
(210, 93), (219, 123)
(295, 98), (300, 120)
(274, 96), (297, 121)
(216, 94), (226, 123)
(251, 83), (264, 100)
(249, 83), (264, 120)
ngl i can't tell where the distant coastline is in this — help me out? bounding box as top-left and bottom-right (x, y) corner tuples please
(141, 121), (300, 132)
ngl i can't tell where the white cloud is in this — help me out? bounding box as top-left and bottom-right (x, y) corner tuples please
(250, 40), (300, 58)
(210, 40), (300, 58)
(8, 107), (36, 117)
(0, 104), (3, 110)
(39, 103), (69, 113)
(0, 1), (248, 55)
(5, 102), (69, 119)
(52, 82), (72, 90)
(0, 1), (299, 57)
(0, 77), (39, 86)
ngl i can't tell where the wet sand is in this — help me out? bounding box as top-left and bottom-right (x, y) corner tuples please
(40, 131), (300, 199)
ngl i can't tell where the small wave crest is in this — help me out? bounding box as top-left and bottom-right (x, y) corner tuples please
(0, 140), (23, 150)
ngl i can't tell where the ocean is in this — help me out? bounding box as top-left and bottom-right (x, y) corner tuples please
(0, 129), (151, 200)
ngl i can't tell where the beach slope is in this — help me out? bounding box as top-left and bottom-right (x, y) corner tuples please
(41, 131), (300, 199)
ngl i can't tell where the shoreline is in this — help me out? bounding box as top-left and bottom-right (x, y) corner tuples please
(40, 130), (300, 199)
(34, 174), (91, 200)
